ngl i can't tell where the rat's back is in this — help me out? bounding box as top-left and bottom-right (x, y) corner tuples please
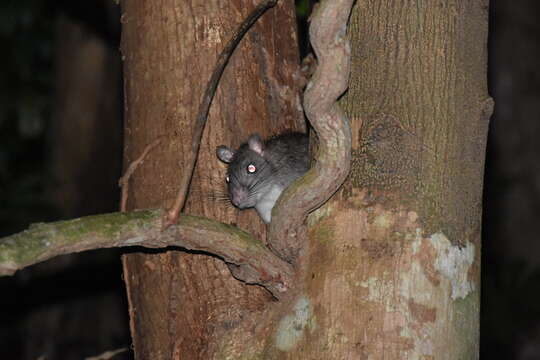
(264, 132), (309, 187)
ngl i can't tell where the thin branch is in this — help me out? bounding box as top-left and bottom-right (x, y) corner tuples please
(0, 209), (293, 298)
(268, 0), (354, 262)
(85, 348), (128, 360)
(164, 0), (278, 228)
(119, 136), (163, 212)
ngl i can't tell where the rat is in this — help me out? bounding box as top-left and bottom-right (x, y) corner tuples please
(216, 132), (310, 223)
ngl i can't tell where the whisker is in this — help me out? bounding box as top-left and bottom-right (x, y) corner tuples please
(207, 194), (230, 201)
(206, 190), (230, 199)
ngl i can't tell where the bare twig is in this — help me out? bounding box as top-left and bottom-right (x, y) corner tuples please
(164, 0), (278, 228)
(0, 209), (293, 298)
(119, 136), (163, 212)
(268, 0), (354, 262)
(85, 348), (128, 360)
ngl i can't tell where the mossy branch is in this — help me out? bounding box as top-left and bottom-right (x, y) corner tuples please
(0, 209), (293, 298)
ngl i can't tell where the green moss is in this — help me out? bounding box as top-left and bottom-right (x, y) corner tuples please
(310, 217), (335, 245)
(55, 210), (156, 240)
(0, 209), (268, 275)
(0, 210), (160, 266)
(307, 202), (334, 226)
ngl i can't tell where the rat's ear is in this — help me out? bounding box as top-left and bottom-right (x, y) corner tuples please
(248, 134), (264, 155)
(216, 146), (234, 163)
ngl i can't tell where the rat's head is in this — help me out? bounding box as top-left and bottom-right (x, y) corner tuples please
(216, 134), (273, 209)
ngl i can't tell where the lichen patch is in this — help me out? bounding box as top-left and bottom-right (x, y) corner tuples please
(431, 232), (475, 299)
(275, 296), (314, 352)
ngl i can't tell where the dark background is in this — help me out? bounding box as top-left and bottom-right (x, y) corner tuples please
(1, 0), (539, 359)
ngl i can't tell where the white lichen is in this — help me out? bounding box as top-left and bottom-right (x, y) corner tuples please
(124, 236), (145, 244)
(431, 232), (475, 299)
(275, 296), (314, 351)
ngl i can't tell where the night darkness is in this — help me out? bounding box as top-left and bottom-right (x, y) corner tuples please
(1, 0), (540, 359)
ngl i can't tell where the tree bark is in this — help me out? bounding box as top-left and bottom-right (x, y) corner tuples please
(120, 0), (303, 358)
(293, 0), (490, 358)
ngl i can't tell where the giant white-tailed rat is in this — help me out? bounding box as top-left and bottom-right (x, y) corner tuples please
(216, 132), (309, 223)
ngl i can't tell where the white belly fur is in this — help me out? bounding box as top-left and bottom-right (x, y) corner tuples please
(255, 185), (284, 223)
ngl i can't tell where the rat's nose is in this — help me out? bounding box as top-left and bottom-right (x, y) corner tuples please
(231, 187), (249, 208)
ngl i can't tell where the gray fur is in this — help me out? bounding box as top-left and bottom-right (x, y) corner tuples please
(216, 132), (309, 223)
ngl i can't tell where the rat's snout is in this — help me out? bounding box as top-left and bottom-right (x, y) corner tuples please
(230, 186), (249, 208)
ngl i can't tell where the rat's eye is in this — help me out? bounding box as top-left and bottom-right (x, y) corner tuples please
(247, 164), (257, 173)
(225, 176), (230, 183)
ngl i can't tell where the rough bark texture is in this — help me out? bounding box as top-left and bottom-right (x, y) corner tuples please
(120, 0), (303, 358)
(295, 0), (490, 358)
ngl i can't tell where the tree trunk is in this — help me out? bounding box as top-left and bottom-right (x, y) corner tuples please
(120, 0), (490, 358)
(120, 0), (302, 358)
(296, 0), (490, 358)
